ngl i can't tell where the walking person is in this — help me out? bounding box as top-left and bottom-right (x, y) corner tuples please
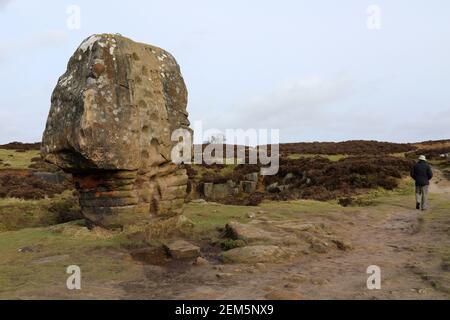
(410, 155), (433, 211)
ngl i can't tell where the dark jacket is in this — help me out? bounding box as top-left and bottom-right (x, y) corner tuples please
(410, 160), (433, 186)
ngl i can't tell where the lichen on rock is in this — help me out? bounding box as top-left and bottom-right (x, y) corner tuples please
(42, 34), (191, 229)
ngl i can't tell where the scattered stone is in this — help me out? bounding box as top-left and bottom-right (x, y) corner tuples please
(244, 172), (259, 182)
(203, 183), (214, 198)
(18, 245), (43, 253)
(255, 263), (266, 270)
(164, 240), (200, 259)
(282, 173), (295, 185)
(224, 221), (271, 242)
(331, 239), (353, 251)
(309, 238), (329, 254)
(220, 245), (288, 264)
(193, 257), (209, 266)
(216, 273), (233, 279)
(41, 34), (190, 229)
(266, 182), (280, 193)
(214, 183), (233, 199)
(284, 283), (298, 289)
(247, 212), (256, 219)
(241, 181), (257, 193)
(203, 182), (236, 200)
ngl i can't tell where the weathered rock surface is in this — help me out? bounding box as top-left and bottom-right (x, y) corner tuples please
(244, 172), (259, 182)
(193, 256), (209, 266)
(203, 182), (235, 200)
(164, 240), (200, 259)
(41, 34), (190, 228)
(220, 245), (288, 264)
(224, 221), (272, 242)
(241, 181), (257, 193)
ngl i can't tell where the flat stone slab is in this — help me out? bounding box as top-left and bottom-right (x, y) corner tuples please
(225, 221), (272, 242)
(164, 240), (200, 259)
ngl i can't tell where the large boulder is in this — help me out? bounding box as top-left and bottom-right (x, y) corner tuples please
(41, 34), (191, 229)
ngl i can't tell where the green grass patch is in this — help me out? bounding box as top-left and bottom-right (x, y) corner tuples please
(184, 203), (251, 234)
(0, 191), (80, 231)
(350, 178), (415, 207)
(0, 149), (40, 170)
(286, 153), (347, 161)
(389, 152), (407, 158)
(0, 221), (141, 299)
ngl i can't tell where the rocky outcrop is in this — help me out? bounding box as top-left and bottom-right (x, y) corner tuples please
(41, 34), (190, 229)
(201, 173), (260, 200)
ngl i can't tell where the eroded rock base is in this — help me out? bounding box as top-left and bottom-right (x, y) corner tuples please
(72, 164), (188, 228)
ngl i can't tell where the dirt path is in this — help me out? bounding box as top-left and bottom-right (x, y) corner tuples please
(117, 168), (450, 300)
(430, 167), (450, 194)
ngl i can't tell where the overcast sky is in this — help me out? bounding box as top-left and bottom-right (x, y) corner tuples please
(0, 0), (449, 144)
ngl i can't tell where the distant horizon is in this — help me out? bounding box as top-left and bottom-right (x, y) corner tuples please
(2, 138), (449, 147)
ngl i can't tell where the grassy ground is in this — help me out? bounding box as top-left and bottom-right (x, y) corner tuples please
(0, 177), (448, 299)
(0, 144), (448, 298)
(0, 149), (39, 170)
(0, 221), (141, 299)
(0, 191), (80, 232)
(0, 198), (363, 298)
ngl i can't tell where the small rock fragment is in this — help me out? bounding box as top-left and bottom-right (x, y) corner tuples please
(331, 239), (353, 251)
(164, 240), (200, 259)
(193, 256), (209, 266)
(216, 273), (233, 279)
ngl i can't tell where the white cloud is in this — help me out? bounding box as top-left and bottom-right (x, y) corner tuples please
(240, 75), (352, 127)
(199, 74), (354, 132)
(194, 75), (450, 143)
